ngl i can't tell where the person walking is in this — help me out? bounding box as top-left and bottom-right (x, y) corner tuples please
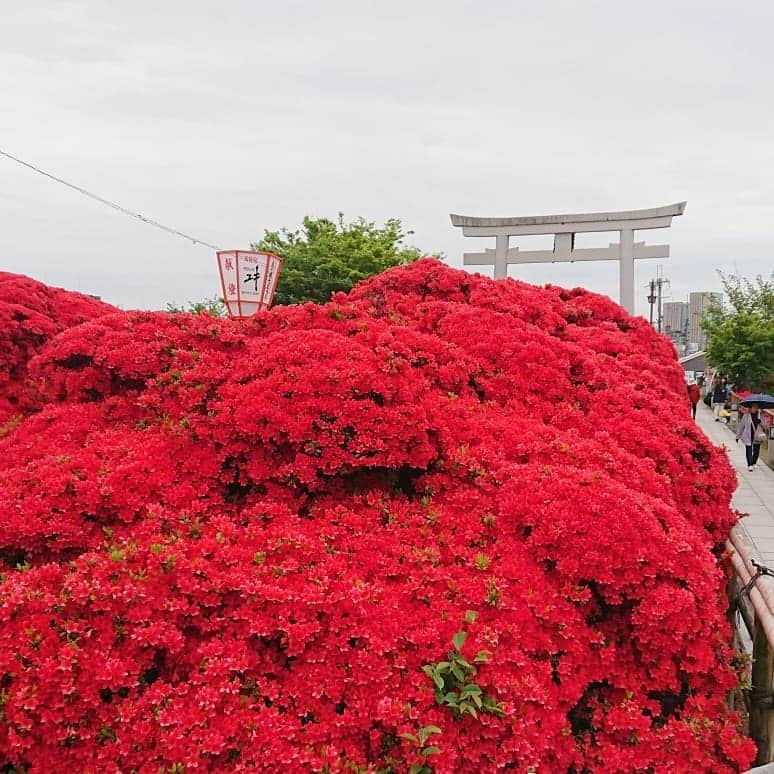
(712, 378), (729, 421)
(687, 381), (701, 419)
(736, 403), (767, 471)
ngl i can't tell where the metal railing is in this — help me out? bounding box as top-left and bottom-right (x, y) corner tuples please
(729, 525), (774, 766)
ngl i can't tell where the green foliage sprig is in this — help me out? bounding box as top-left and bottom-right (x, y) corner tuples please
(423, 622), (504, 720)
(399, 725), (443, 773)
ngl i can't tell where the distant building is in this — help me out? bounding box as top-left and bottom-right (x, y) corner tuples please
(679, 350), (708, 384)
(662, 301), (687, 338)
(687, 292), (720, 349)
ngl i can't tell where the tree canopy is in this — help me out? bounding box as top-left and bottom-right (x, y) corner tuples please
(252, 214), (424, 305)
(166, 297), (226, 316)
(702, 271), (774, 391)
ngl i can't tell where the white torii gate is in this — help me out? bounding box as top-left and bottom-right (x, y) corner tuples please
(450, 202), (686, 314)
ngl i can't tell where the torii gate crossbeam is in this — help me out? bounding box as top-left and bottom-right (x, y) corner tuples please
(450, 202), (686, 314)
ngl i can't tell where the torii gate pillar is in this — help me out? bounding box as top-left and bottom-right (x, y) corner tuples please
(451, 203), (686, 314)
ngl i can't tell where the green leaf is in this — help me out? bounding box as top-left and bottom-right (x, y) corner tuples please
(400, 733), (418, 744)
(463, 609), (478, 623)
(422, 664), (444, 691)
(452, 630), (467, 651)
(482, 695), (506, 716)
(418, 725), (442, 741)
(421, 746), (441, 756)
(474, 650), (490, 664)
(450, 664), (465, 683)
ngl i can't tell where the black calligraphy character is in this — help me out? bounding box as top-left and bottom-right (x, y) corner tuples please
(243, 267), (262, 292)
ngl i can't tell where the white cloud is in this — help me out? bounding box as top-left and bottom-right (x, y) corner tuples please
(1, 0), (771, 313)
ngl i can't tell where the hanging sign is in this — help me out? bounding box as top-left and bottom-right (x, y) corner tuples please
(216, 250), (283, 318)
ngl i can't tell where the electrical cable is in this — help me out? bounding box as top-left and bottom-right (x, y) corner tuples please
(0, 148), (221, 251)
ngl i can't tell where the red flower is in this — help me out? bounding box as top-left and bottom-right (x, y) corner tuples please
(0, 261), (753, 771)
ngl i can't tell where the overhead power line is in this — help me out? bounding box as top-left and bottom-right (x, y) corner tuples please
(0, 148), (221, 251)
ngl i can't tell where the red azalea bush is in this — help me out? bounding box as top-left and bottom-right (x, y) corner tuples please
(0, 260), (752, 772)
(0, 272), (116, 426)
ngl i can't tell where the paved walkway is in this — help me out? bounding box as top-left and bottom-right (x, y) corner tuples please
(695, 401), (774, 565)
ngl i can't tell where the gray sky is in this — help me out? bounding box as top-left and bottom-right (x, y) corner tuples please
(1, 0), (772, 315)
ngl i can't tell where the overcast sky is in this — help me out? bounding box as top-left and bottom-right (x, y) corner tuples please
(1, 0), (772, 315)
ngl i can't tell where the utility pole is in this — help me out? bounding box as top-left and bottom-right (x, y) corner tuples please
(654, 266), (670, 333)
(656, 275), (664, 333)
(647, 280), (657, 325)
(647, 268), (670, 333)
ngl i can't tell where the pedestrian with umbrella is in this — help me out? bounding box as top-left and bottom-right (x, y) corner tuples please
(735, 394), (774, 471)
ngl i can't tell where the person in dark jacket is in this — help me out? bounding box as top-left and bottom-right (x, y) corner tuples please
(687, 381), (701, 419)
(712, 378), (729, 421)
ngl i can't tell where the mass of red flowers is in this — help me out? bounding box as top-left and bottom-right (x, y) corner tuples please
(0, 272), (116, 424)
(0, 261), (753, 772)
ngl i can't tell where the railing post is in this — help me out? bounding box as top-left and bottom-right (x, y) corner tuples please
(728, 530), (774, 765)
(751, 621), (774, 765)
(728, 574), (744, 711)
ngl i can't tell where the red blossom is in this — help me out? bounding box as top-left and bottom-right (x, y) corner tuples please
(0, 272), (115, 425)
(0, 261), (753, 772)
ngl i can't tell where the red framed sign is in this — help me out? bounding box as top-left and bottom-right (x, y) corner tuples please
(216, 250), (283, 319)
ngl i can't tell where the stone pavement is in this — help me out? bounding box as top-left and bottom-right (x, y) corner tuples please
(694, 400), (774, 565)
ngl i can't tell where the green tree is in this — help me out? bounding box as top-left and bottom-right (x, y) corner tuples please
(252, 214), (425, 306)
(702, 271), (774, 391)
(165, 297), (226, 316)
